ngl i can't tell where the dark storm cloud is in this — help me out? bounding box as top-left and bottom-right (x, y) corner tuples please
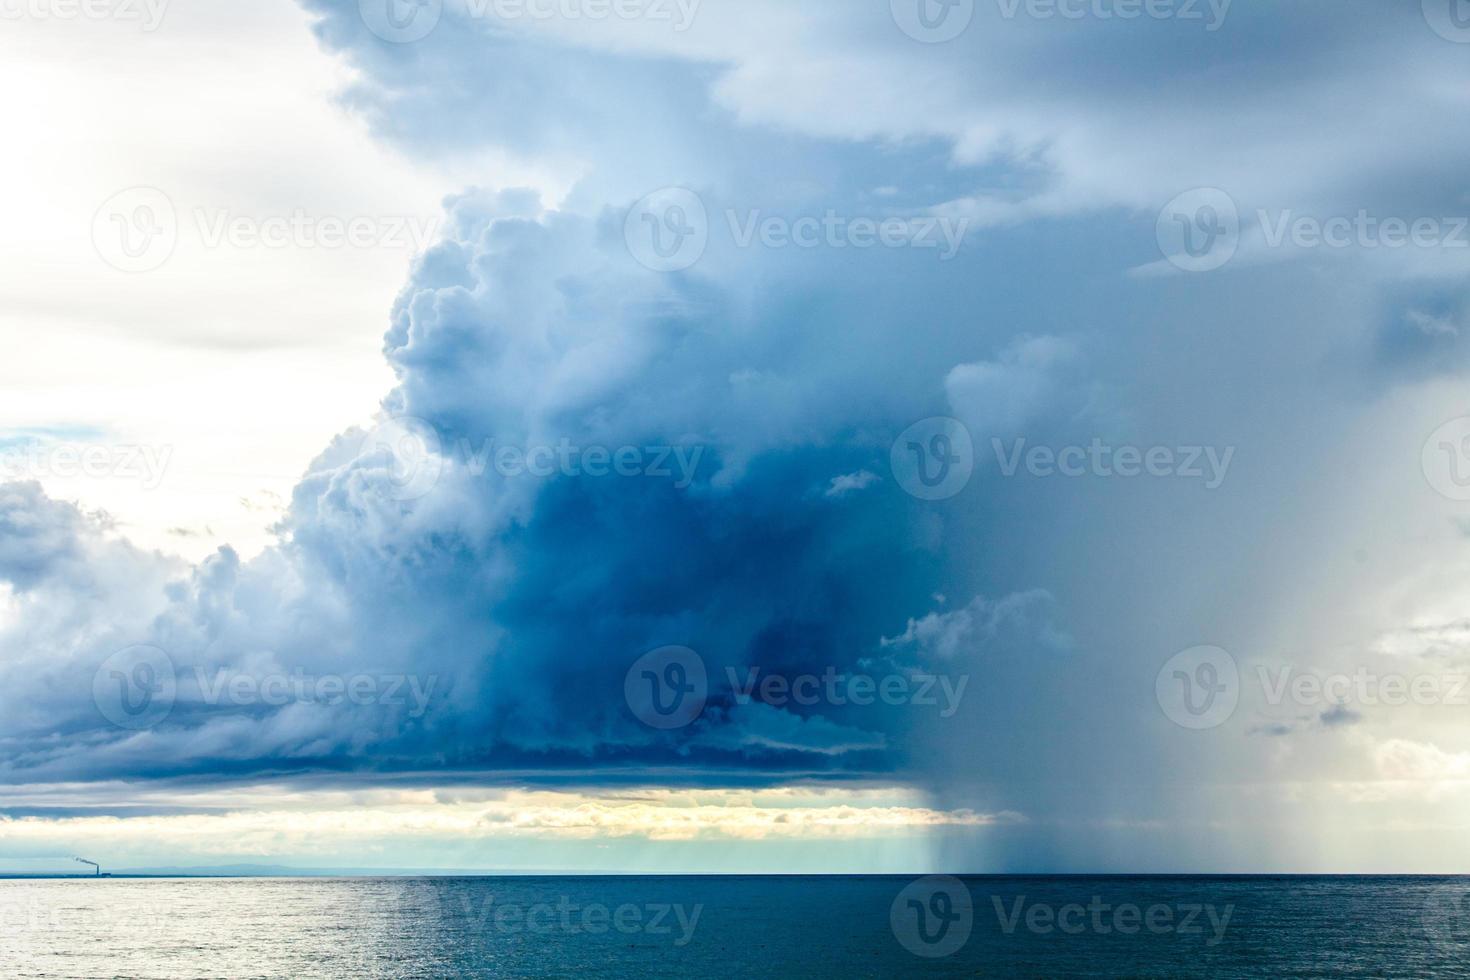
(3, 0), (1470, 873)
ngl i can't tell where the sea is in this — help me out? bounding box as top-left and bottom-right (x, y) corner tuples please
(2, 875), (1469, 977)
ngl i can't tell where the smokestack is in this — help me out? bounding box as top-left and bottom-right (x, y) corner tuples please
(74, 857), (101, 877)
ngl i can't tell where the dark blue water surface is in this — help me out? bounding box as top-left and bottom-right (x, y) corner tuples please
(3, 875), (1470, 977)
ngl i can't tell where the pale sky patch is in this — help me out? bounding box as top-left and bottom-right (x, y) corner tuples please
(0, 0), (561, 561)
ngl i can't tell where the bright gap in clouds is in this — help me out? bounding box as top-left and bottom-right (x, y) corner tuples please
(0, 785), (992, 874)
(0, 0), (559, 561)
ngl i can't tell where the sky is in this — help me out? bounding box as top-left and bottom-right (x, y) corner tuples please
(2, 0), (1470, 874)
